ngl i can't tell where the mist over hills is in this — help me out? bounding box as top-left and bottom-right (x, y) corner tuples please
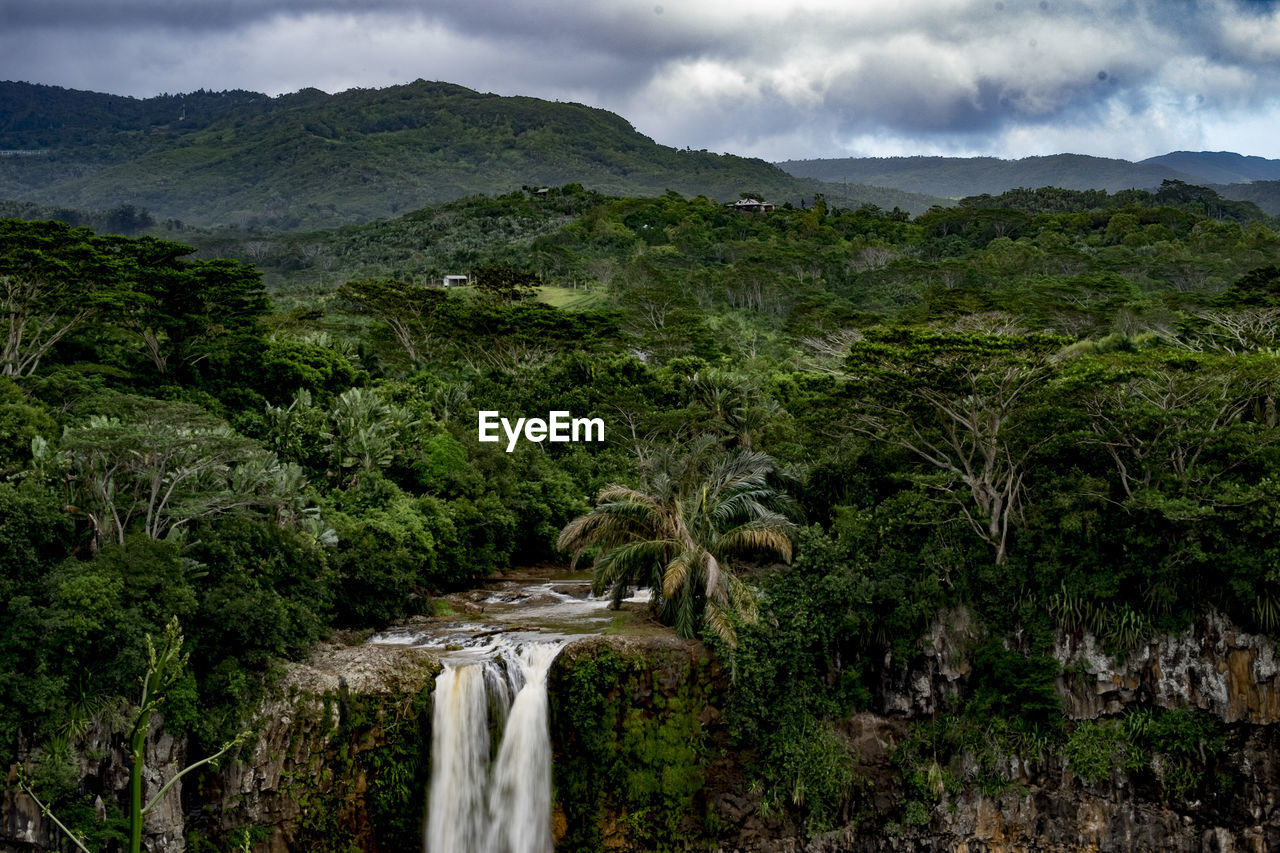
(779, 152), (1280, 214)
(0, 80), (938, 228)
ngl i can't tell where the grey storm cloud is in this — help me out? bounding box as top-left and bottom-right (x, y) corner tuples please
(0, 0), (716, 58)
(0, 0), (417, 30)
(2, 0), (1280, 158)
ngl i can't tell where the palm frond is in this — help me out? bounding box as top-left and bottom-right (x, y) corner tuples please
(708, 450), (777, 495)
(595, 484), (662, 509)
(610, 577), (631, 609)
(718, 519), (794, 563)
(703, 601), (739, 648)
(662, 550), (699, 600)
(673, 586), (698, 639)
(704, 553), (725, 604)
(727, 574), (760, 625)
(556, 500), (663, 558)
(710, 490), (778, 526)
(593, 539), (677, 597)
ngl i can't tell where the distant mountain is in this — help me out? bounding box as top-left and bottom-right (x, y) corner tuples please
(777, 154), (1202, 198)
(0, 83), (268, 150)
(0, 80), (942, 228)
(1141, 151), (1280, 185)
(779, 151), (1280, 216)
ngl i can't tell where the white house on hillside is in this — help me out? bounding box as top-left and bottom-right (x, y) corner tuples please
(726, 198), (776, 213)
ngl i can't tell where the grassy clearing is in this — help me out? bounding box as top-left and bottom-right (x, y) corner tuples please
(535, 284), (606, 310)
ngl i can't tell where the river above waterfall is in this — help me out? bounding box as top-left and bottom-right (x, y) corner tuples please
(368, 569), (656, 662)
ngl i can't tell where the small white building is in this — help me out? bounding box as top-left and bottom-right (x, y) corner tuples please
(442, 274), (469, 288)
(726, 198), (776, 213)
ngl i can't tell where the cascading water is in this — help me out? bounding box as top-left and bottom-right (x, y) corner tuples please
(369, 578), (649, 852)
(424, 640), (563, 853)
(424, 664), (490, 852)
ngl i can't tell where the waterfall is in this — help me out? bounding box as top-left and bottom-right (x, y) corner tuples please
(424, 664), (491, 852)
(425, 641), (562, 853)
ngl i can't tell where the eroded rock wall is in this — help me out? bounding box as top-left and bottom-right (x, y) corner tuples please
(1, 643), (438, 853)
(9, 612), (1280, 853)
(813, 725), (1280, 853)
(199, 643), (438, 853)
(2, 713), (187, 853)
(875, 608), (1280, 728)
(548, 635), (728, 853)
(712, 609), (1280, 853)
(1055, 611), (1280, 725)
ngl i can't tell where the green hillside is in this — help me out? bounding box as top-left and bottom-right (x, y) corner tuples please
(1209, 180), (1280, 216)
(0, 82), (267, 148)
(0, 80), (943, 228)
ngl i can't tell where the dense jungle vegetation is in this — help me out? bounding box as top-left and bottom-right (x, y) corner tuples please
(3, 178), (1280, 839)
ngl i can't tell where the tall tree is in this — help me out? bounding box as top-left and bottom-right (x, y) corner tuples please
(336, 278), (450, 365)
(118, 243), (269, 380)
(0, 219), (127, 377)
(845, 329), (1063, 564)
(56, 395), (299, 548)
(1075, 352), (1280, 509)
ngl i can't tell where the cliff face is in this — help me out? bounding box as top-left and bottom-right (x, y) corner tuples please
(1, 643), (438, 853)
(877, 607), (1280, 726)
(810, 719), (1280, 853)
(548, 636), (727, 852)
(2, 714), (188, 853)
(1055, 611), (1280, 725)
(738, 609), (1280, 853)
(6, 612), (1280, 853)
(197, 643), (439, 853)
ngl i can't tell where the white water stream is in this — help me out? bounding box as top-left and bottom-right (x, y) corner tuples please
(424, 640), (563, 853)
(369, 575), (650, 853)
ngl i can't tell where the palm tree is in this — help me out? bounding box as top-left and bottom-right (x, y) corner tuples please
(557, 440), (795, 646)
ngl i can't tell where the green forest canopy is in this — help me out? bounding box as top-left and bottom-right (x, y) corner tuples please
(2, 180), (1278, 837)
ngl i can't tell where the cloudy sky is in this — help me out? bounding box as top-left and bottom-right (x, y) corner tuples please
(2, 0), (1280, 162)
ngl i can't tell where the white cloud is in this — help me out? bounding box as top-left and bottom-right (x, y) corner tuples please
(1220, 3), (1280, 61)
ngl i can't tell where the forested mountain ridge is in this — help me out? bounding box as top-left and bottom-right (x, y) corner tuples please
(781, 151), (1280, 214)
(0, 79), (942, 228)
(0, 81), (268, 150)
(8, 78), (1280, 231)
